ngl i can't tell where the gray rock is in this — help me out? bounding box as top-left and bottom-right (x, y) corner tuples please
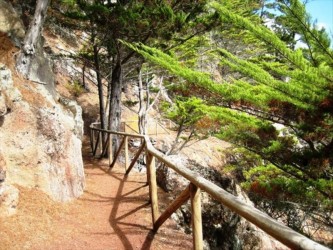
(0, 64), (22, 103)
(0, 0), (25, 45)
(59, 97), (84, 139)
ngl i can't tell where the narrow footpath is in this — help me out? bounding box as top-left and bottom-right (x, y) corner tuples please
(0, 139), (192, 250)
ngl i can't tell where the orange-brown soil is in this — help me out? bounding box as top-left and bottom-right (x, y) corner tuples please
(0, 139), (192, 250)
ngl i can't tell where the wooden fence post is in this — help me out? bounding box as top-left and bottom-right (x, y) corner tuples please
(90, 127), (94, 153)
(124, 136), (129, 171)
(93, 131), (100, 157)
(190, 183), (203, 250)
(147, 152), (159, 226)
(99, 131), (103, 156)
(109, 133), (113, 166)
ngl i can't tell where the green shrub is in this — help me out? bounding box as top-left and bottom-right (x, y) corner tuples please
(66, 80), (85, 97)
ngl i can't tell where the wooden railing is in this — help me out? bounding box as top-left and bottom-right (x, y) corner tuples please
(89, 123), (330, 250)
(121, 119), (172, 135)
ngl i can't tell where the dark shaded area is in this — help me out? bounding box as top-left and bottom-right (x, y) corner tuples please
(0, 116), (4, 127)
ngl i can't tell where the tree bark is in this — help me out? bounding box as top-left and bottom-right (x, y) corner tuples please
(138, 68), (148, 135)
(108, 59), (122, 154)
(93, 43), (106, 130)
(16, 0), (50, 77)
(138, 70), (164, 136)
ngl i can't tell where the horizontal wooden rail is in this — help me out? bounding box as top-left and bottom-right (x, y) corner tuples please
(90, 126), (144, 139)
(126, 141), (145, 175)
(153, 185), (190, 231)
(89, 125), (330, 250)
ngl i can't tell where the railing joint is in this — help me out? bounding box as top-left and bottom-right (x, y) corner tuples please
(89, 124), (330, 250)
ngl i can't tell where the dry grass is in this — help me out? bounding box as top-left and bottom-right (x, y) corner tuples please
(0, 187), (68, 250)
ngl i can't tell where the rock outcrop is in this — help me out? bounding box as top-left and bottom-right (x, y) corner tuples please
(0, 0), (25, 45)
(0, 61), (85, 211)
(0, 1), (85, 217)
(157, 155), (287, 249)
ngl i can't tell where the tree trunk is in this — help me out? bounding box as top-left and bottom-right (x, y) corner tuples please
(138, 72), (163, 136)
(93, 44), (106, 130)
(105, 60), (114, 121)
(16, 0), (50, 77)
(82, 63), (86, 89)
(108, 59), (122, 154)
(138, 68), (147, 135)
(93, 42), (109, 155)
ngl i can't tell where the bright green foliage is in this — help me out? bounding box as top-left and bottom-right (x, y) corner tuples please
(57, 0), (333, 240)
(218, 48), (325, 106)
(242, 163), (333, 205)
(166, 97), (205, 129)
(124, 42), (302, 109)
(267, 0), (333, 67)
(60, 0), (213, 134)
(124, 0), (333, 215)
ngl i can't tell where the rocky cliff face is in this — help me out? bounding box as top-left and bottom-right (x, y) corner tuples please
(0, 63), (85, 205)
(0, 1), (85, 217)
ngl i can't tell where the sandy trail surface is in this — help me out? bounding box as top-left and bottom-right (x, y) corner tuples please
(0, 140), (192, 250)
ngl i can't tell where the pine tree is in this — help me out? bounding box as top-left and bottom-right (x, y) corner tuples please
(61, 0), (214, 153)
(124, 0), (333, 238)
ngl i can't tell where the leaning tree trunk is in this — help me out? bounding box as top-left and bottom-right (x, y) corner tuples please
(93, 41), (108, 154)
(108, 59), (122, 155)
(138, 68), (148, 135)
(16, 0), (50, 78)
(138, 72), (163, 136)
(93, 43), (106, 130)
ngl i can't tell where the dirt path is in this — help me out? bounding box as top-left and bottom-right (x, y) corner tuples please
(0, 140), (192, 250)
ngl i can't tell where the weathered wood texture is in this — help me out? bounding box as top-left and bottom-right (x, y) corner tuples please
(110, 136), (126, 169)
(124, 136), (129, 171)
(89, 125), (330, 250)
(93, 131), (101, 157)
(190, 184), (203, 250)
(108, 133), (113, 165)
(125, 141), (145, 175)
(147, 153), (159, 227)
(153, 185), (190, 231)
